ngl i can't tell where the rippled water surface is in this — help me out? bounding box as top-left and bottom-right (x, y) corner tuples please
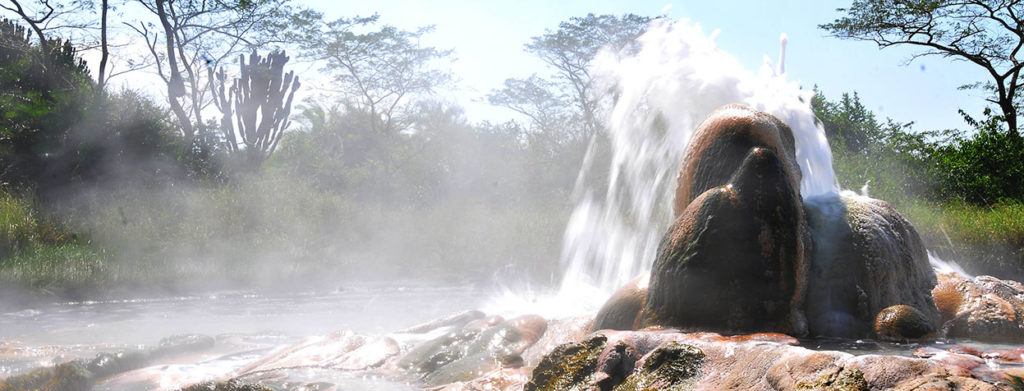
(0, 283), (485, 386)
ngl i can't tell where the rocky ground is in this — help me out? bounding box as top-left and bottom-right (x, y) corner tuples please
(3, 270), (1020, 391)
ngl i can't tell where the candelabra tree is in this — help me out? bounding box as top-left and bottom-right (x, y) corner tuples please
(210, 50), (300, 171)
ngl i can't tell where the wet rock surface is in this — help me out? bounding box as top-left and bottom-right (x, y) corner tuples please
(228, 311), (1022, 390)
(933, 271), (1024, 342)
(593, 273), (648, 332)
(804, 193), (940, 339)
(523, 328), (1022, 391)
(644, 105), (944, 341)
(672, 103), (801, 217)
(644, 146), (808, 335)
(874, 305), (935, 342)
(16, 304), (1006, 391)
(0, 333), (217, 391)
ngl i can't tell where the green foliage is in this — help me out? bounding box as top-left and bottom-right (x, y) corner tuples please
(899, 199), (1024, 280)
(0, 243), (108, 294)
(930, 109), (1024, 204)
(0, 188), (106, 296)
(814, 87), (1024, 206)
(814, 87), (1024, 278)
(0, 18), (92, 189)
(0, 189), (76, 255)
(812, 88), (936, 203)
(0, 189), (40, 258)
(0, 18), (196, 201)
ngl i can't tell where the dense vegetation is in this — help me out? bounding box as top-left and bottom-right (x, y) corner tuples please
(814, 89), (1024, 280)
(0, 8), (606, 300)
(0, 0), (1022, 302)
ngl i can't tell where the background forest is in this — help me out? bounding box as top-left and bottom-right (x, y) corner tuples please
(0, 0), (1022, 303)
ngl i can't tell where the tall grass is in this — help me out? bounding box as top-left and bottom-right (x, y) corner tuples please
(68, 172), (569, 292)
(0, 189), (40, 257)
(897, 199), (1024, 280)
(3, 175), (571, 301)
(0, 189), (109, 298)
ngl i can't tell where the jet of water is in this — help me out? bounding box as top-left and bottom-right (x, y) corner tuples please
(557, 18), (838, 308)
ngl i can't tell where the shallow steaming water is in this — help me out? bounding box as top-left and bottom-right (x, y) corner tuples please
(0, 284), (483, 384)
(559, 18), (838, 306)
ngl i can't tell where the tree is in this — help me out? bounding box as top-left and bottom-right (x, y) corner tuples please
(0, 18), (185, 199)
(97, 0), (107, 90)
(0, 18), (92, 187)
(933, 108), (1024, 203)
(813, 88), (886, 154)
(0, 0), (97, 54)
(485, 75), (574, 143)
(210, 50), (300, 170)
(124, 0), (296, 143)
(295, 14), (453, 134)
(0, 0), (54, 52)
(821, 0), (1024, 140)
(520, 13), (651, 138)
(812, 87), (937, 203)
(485, 14), (652, 198)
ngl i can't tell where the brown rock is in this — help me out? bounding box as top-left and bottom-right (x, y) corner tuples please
(874, 304), (936, 342)
(522, 316), (592, 368)
(934, 273), (1024, 342)
(673, 103), (801, 216)
(592, 273), (649, 331)
(803, 194), (940, 338)
(523, 329), (1020, 391)
(644, 146), (807, 335)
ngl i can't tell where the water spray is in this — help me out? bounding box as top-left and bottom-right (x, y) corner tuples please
(555, 19), (837, 309)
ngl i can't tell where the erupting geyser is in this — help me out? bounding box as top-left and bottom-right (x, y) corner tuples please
(601, 103), (941, 341)
(557, 17), (945, 340)
(559, 19), (836, 302)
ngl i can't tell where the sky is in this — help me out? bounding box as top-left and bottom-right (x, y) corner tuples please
(302, 0), (991, 132)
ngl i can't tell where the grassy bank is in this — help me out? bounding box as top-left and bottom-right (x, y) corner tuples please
(5, 181), (1023, 304)
(0, 190), (109, 300)
(0, 179), (570, 303)
(897, 199), (1024, 281)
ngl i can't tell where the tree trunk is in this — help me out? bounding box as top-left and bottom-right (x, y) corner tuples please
(154, 0), (192, 140)
(999, 98), (1020, 142)
(97, 0), (108, 91)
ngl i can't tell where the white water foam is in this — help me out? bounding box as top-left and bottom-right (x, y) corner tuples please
(550, 18), (838, 312)
(929, 251), (973, 278)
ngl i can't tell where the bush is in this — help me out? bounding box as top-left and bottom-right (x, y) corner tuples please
(0, 19), (93, 192)
(813, 88), (939, 203)
(930, 109), (1024, 205)
(813, 89), (1024, 277)
(0, 189), (40, 258)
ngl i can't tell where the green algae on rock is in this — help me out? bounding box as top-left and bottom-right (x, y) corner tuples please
(612, 341), (705, 391)
(524, 334), (607, 391)
(796, 368), (869, 391)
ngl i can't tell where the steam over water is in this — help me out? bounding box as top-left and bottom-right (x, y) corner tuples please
(558, 19), (839, 305)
